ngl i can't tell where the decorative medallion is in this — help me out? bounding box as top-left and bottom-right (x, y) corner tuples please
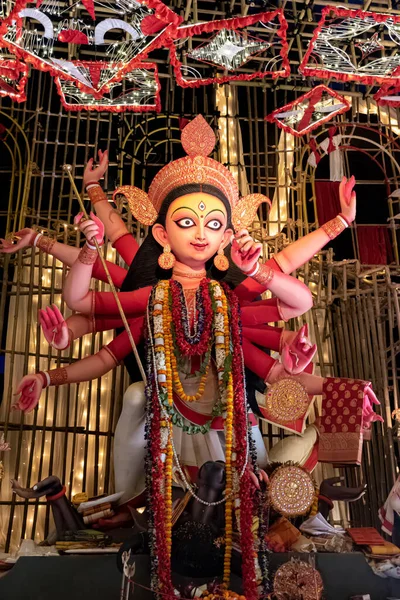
(266, 85), (351, 137)
(299, 6), (400, 85)
(168, 9), (290, 88)
(265, 378), (310, 422)
(269, 464), (315, 517)
(274, 559), (324, 600)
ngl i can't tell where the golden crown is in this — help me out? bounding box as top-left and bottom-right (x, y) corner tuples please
(114, 115), (270, 232)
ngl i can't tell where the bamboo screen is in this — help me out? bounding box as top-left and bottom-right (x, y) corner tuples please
(2, 10), (400, 548)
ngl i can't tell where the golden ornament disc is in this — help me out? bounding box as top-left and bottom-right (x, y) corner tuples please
(265, 377), (309, 423)
(213, 253), (229, 272)
(269, 464), (315, 517)
(274, 559), (323, 600)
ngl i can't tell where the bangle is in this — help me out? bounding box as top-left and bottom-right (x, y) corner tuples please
(48, 368), (68, 386)
(33, 233), (43, 247)
(46, 486), (66, 502)
(86, 183), (101, 190)
(78, 244), (98, 265)
(339, 212), (351, 227)
(38, 371), (49, 388)
(321, 216), (346, 240)
(245, 263), (260, 278)
(37, 235), (56, 254)
(252, 263), (274, 288)
(87, 185), (107, 206)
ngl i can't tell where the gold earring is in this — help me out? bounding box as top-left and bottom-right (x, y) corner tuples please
(158, 244), (176, 270)
(213, 248), (229, 271)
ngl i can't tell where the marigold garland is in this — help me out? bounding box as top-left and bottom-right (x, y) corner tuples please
(145, 278), (261, 599)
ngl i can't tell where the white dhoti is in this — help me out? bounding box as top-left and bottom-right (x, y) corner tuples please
(114, 364), (268, 503)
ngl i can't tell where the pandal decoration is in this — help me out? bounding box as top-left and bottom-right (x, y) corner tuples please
(273, 559), (324, 600)
(0, 55), (28, 102)
(374, 77), (400, 107)
(266, 85), (351, 137)
(54, 61), (161, 112)
(144, 278), (259, 599)
(167, 10), (290, 88)
(299, 6), (400, 85)
(269, 463), (316, 518)
(0, 0), (180, 96)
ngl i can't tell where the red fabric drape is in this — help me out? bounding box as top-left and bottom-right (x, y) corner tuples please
(357, 226), (394, 265)
(314, 181), (341, 225)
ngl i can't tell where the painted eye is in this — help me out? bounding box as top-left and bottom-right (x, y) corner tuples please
(175, 217), (195, 228)
(206, 219), (222, 230)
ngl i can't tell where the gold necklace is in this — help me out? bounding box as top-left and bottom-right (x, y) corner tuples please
(173, 267), (206, 279)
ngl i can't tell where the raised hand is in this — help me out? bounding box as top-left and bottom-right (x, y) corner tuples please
(13, 374), (43, 413)
(83, 149), (109, 187)
(75, 212), (104, 246)
(339, 175), (356, 224)
(0, 228), (36, 254)
(281, 325), (317, 375)
(39, 304), (70, 350)
(231, 228), (262, 274)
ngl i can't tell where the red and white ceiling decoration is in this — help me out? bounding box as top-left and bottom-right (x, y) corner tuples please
(54, 61), (161, 112)
(168, 9), (290, 88)
(0, 56), (28, 101)
(373, 78), (400, 107)
(0, 0), (28, 102)
(266, 85), (351, 137)
(299, 6), (400, 85)
(0, 0), (181, 97)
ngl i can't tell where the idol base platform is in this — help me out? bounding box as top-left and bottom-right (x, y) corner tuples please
(1, 552), (400, 600)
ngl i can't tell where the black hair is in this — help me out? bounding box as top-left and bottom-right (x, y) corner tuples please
(119, 183), (269, 408)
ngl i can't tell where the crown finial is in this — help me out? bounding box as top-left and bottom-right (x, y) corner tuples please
(181, 115), (216, 158)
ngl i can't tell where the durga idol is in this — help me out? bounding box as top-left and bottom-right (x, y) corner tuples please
(9, 116), (381, 598)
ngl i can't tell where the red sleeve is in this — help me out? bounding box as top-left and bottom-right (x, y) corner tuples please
(241, 298), (283, 325)
(92, 258), (127, 289)
(113, 233), (139, 266)
(94, 286), (151, 318)
(94, 315), (144, 332)
(242, 338), (276, 381)
(242, 325), (282, 352)
(103, 317), (144, 364)
(234, 257), (283, 304)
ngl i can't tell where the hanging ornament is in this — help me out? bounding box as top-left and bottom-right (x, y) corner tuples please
(168, 9), (290, 88)
(0, 0), (181, 96)
(299, 6), (400, 85)
(0, 55), (28, 102)
(54, 61), (161, 112)
(273, 559), (324, 600)
(266, 85), (351, 137)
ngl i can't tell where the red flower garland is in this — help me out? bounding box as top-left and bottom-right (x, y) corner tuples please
(149, 386), (175, 599)
(170, 279), (213, 356)
(223, 284), (258, 600)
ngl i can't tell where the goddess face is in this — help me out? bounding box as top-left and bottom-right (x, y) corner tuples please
(152, 192), (233, 269)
